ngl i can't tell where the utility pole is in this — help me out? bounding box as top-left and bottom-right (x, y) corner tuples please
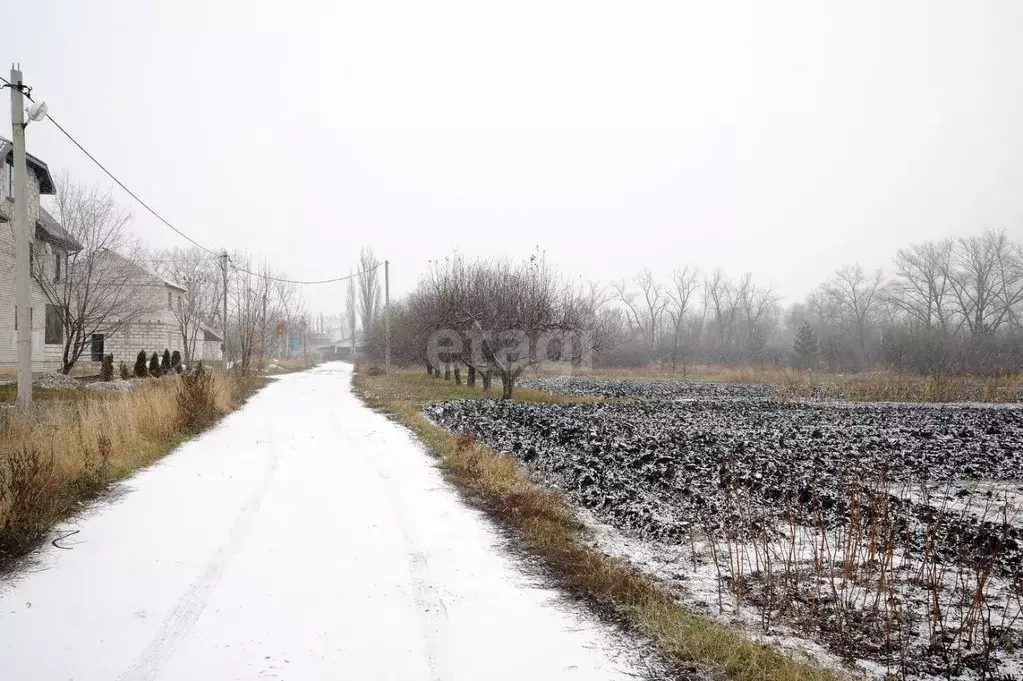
(10, 67), (32, 413)
(220, 251), (229, 367)
(384, 259), (391, 373)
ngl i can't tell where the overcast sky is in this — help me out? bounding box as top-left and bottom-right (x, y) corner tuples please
(6, 1), (1022, 313)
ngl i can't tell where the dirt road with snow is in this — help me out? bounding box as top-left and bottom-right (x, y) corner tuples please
(0, 363), (645, 680)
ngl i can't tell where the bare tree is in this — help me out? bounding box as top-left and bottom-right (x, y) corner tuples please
(736, 272), (780, 363)
(345, 271), (358, 360)
(152, 246), (222, 364)
(36, 176), (153, 373)
(612, 269), (668, 349)
(705, 269), (741, 360)
(823, 264), (886, 361)
(357, 247), (382, 341)
(891, 239), (957, 332)
(944, 229), (1023, 335)
(665, 266), (700, 371)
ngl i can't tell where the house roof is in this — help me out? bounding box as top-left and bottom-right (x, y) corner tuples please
(36, 206), (83, 251)
(200, 322), (223, 342)
(0, 136), (56, 194)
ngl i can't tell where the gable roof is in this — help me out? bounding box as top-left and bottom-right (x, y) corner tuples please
(97, 249), (189, 292)
(0, 136), (56, 194)
(36, 207), (83, 251)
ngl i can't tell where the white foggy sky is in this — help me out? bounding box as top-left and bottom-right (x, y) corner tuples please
(5, 1), (1023, 313)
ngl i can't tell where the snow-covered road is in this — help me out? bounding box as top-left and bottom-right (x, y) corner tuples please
(1, 363), (645, 680)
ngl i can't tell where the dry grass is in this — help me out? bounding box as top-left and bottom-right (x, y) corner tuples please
(529, 363), (1023, 403)
(354, 369), (845, 681)
(358, 367), (599, 405)
(0, 372), (266, 571)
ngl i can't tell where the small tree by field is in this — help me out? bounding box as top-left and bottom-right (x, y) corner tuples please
(134, 351), (149, 378)
(792, 322), (820, 370)
(161, 349), (172, 375)
(171, 350), (182, 374)
(119, 361), (130, 380)
(149, 352), (161, 377)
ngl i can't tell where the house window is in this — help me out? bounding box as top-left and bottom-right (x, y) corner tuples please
(44, 304), (63, 344)
(54, 252), (61, 282)
(90, 334), (105, 362)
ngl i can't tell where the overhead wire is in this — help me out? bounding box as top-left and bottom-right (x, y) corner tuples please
(21, 83), (374, 285)
(227, 260), (381, 285)
(45, 114), (221, 257)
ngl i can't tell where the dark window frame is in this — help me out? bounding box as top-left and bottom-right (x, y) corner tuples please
(44, 304), (63, 345)
(90, 334), (105, 362)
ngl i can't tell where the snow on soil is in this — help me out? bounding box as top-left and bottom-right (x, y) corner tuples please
(87, 379), (138, 392)
(425, 385), (1023, 680)
(0, 363), (658, 680)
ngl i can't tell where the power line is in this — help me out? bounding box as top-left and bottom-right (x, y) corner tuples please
(45, 114), (221, 257)
(23, 82), (381, 286)
(228, 260), (382, 285)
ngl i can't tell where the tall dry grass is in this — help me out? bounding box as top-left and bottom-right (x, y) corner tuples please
(530, 363), (1023, 403)
(0, 372), (260, 570)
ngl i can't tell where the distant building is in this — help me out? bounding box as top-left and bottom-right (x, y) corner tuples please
(94, 251), (223, 366)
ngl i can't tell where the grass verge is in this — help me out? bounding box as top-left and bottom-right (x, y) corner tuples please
(0, 371), (267, 573)
(354, 368), (845, 681)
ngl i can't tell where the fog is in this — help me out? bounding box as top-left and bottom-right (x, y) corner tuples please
(5, 1), (1022, 314)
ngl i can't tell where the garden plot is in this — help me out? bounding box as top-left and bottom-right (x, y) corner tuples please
(425, 396), (1023, 680)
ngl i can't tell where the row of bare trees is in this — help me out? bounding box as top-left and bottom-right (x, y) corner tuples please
(557, 229), (1023, 374)
(792, 229), (1023, 372)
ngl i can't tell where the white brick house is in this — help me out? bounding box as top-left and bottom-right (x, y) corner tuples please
(96, 252), (223, 367)
(0, 137), (81, 370)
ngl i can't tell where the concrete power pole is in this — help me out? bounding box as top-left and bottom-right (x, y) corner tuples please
(220, 251), (229, 367)
(384, 259), (391, 373)
(10, 67), (32, 413)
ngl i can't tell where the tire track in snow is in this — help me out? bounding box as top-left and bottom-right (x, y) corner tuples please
(340, 423), (452, 681)
(115, 431), (282, 681)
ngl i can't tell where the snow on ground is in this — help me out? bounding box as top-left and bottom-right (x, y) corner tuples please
(0, 362), (654, 681)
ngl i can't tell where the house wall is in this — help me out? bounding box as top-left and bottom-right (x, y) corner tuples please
(194, 339), (224, 363)
(99, 281), (188, 366)
(0, 165), (65, 371)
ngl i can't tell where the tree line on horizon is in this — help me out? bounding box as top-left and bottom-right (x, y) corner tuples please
(362, 228), (1023, 379)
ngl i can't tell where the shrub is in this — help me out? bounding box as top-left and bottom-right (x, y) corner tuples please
(101, 354), (115, 381)
(177, 362), (219, 431)
(134, 351), (149, 378)
(161, 349), (172, 375)
(149, 352), (161, 378)
(119, 362), (130, 380)
(366, 365), (385, 376)
(171, 350), (182, 374)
